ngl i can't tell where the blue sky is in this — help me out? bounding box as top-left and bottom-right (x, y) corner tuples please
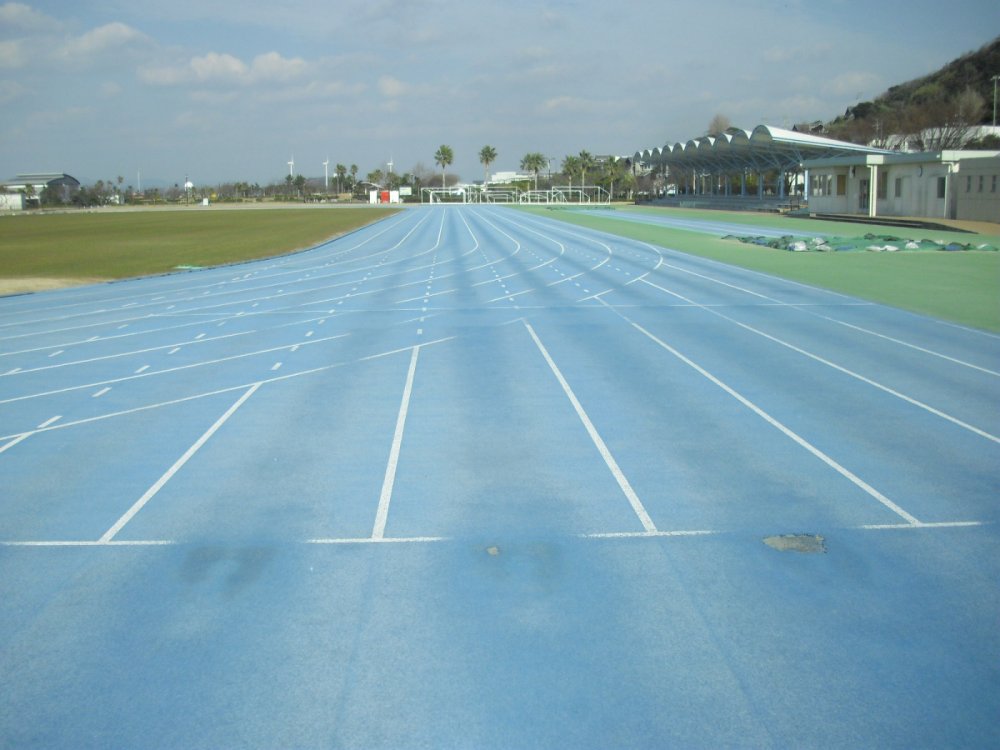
(1, 0), (997, 187)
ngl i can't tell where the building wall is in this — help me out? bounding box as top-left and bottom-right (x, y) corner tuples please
(808, 159), (955, 219)
(954, 157), (1000, 222)
(0, 193), (25, 211)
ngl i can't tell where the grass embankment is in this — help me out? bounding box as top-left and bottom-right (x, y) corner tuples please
(0, 206), (400, 295)
(528, 205), (1000, 332)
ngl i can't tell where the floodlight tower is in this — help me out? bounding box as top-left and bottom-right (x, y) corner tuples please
(288, 155), (294, 177)
(323, 158), (330, 191)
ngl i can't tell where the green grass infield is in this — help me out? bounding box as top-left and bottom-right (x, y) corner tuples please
(525, 205), (1000, 333)
(0, 206), (400, 294)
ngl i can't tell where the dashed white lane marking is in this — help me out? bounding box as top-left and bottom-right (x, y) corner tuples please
(525, 321), (657, 534)
(92, 387), (111, 398)
(271, 362), (282, 371)
(135, 365), (150, 374)
(168, 347), (180, 355)
(37, 415), (61, 429)
(99, 383), (262, 543)
(48, 350), (64, 358)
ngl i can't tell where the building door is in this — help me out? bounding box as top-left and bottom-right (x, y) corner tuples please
(859, 179), (870, 211)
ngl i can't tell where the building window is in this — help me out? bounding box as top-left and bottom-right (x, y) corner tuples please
(979, 175), (984, 192)
(937, 177), (946, 199)
(877, 171), (888, 199)
(967, 175), (972, 192)
(836, 174), (846, 196)
(894, 177), (902, 198)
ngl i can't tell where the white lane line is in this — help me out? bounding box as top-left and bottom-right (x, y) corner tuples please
(585, 529), (716, 539)
(48, 350), (64, 358)
(812, 313), (1000, 377)
(37, 415), (61, 429)
(372, 346), (420, 541)
(0, 433), (32, 454)
(0, 332), (350, 405)
(524, 321), (657, 533)
(0, 338), (457, 446)
(99, 382), (262, 543)
(642, 246), (999, 376)
(92, 387), (111, 398)
(135, 365), (149, 374)
(308, 536), (445, 545)
(271, 362), (282, 371)
(640, 278), (1000, 445)
(169, 347), (180, 354)
(611, 305), (922, 526)
(860, 521), (983, 530)
(1, 540), (174, 547)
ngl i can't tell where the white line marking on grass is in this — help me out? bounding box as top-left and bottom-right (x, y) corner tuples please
(99, 382), (262, 543)
(639, 278), (1000, 445)
(524, 321), (657, 533)
(604, 301), (922, 526)
(372, 346), (420, 541)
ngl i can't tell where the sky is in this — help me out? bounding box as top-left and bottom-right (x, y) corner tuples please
(1, 0), (998, 187)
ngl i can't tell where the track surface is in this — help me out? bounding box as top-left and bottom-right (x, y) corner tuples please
(2, 205), (998, 748)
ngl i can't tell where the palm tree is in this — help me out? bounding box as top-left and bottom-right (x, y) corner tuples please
(335, 163), (346, 194)
(562, 155), (582, 190)
(479, 145), (497, 186)
(601, 157), (624, 202)
(520, 152), (546, 190)
(578, 150), (595, 187)
(350, 164), (358, 192)
(434, 145), (454, 188)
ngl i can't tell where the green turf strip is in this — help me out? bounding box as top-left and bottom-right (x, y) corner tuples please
(524, 205), (1000, 332)
(0, 207), (399, 282)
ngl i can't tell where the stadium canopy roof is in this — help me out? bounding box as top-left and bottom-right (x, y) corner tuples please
(635, 125), (889, 177)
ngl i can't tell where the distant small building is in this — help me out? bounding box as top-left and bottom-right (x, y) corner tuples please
(802, 151), (1000, 222)
(1, 173), (81, 208)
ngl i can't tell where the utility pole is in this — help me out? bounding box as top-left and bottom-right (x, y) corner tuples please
(993, 74), (999, 127)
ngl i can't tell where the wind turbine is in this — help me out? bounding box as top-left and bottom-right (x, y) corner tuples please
(323, 158), (329, 191)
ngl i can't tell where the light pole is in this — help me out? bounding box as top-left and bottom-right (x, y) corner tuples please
(993, 74), (999, 127)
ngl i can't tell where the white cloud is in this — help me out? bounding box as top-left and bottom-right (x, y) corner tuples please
(825, 70), (883, 98)
(250, 52), (307, 82)
(378, 75), (408, 97)
(141, 51), (308, 87)
(60, 22), (147, 61)
(0, 40), (25, 69)
(191, 52), (248, 81)
(0, 2), (62, 32)
(0, 78), (23, 103)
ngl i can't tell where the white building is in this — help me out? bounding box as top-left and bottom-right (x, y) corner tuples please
(803, 151), (1000, 222)
(0, 173), (81, 208)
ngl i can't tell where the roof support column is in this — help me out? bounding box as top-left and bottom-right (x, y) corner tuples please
(741, 171), (747, 196)
(869, 164), (878, 218)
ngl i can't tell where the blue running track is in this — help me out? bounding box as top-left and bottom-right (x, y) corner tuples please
(1, 205), (998, 748)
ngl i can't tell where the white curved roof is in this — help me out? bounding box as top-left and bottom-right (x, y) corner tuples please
(636, 125), (888, 174)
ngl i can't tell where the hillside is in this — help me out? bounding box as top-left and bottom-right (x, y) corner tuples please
(823, 36), (1000, 148)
